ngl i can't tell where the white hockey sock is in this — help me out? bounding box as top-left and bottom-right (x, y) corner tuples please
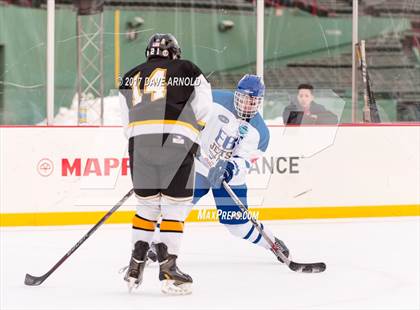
(132, 194), (161, 246)
(151, 217), (162, 244)
(224, 221), (275, 250)
(159, 194), (192, 255)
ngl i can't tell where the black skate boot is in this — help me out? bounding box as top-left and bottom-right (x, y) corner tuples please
(123, 240), (149, 292)
(274, 237), (290, 263)
(155, 242), (193, 295)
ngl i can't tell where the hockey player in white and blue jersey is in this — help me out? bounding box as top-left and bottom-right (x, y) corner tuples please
(148, 75), (290, 264)
(193, 74), (290, 260)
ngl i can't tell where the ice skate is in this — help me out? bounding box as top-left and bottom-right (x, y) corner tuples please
(123, 240), (149, 292)
(155, 243), (192, 295)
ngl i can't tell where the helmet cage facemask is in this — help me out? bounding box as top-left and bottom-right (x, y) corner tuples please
(234, 91), (263, 119)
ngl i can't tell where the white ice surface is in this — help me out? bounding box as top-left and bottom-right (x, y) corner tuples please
(1, 217), (419, 310)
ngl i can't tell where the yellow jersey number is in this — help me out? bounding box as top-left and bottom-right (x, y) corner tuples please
(132, 68), (167, 106)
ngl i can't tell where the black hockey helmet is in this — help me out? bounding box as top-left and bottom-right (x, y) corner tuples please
(145, 33), (181, 60)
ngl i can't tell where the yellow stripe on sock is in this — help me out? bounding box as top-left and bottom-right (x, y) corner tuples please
(160, 220), (184, 233)
(132, 215), (156, 231)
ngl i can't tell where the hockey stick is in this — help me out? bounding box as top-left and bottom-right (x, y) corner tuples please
(24, 189), (134, 286)
(199, 127), (325, 273)
(356, 40), (381, 123)
(222, 181), (326, 273)
(365, 70), (381, 123)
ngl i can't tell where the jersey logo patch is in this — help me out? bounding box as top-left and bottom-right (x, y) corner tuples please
(172, 135), (185, 145)
(238, 123), (249, 138)
(218, 114), (229, 124)
(208, 128), (238, 162)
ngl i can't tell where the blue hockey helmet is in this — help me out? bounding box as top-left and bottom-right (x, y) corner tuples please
(234, 74), (265, 119)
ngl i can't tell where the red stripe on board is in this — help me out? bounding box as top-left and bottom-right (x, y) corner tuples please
(0, 125), (123, 128)
(0, 123), (419, 128)
(267, 123), (420, 127)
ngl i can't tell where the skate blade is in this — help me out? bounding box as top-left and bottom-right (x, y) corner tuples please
(161, 280), (192, 295)
(126, 278), (140, 293)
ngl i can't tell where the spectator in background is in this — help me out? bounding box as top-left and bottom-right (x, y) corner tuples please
(283, 84), (338, 125)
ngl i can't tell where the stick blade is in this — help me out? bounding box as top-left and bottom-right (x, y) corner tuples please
(289, 262), (326, 273)
(24, 273), (45, 286)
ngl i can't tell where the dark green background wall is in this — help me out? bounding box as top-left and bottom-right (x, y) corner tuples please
(0, 5), (409, 124)
(0, 45), (3, 114)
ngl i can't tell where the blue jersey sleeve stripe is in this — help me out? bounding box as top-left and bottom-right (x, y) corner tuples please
(249, 114), (270, 152)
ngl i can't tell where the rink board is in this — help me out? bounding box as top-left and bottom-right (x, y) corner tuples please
(0, 125), (419, 226)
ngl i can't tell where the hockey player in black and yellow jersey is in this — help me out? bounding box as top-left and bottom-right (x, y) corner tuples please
(119, 33), (212, 295)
